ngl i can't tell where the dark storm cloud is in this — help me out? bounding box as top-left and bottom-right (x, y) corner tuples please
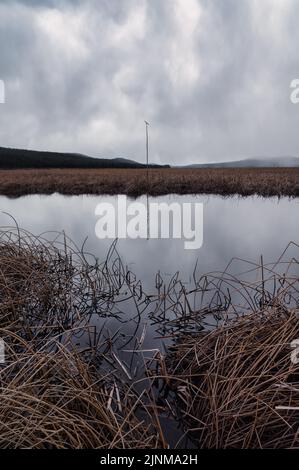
(0, 0), (298, 164)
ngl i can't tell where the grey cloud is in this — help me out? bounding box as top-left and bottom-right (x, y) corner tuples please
(0, 0), (298, 164)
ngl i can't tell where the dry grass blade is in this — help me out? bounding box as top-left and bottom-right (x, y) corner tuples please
(165, 306), (299, 448)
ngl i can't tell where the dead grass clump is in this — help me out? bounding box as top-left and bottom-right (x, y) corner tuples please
(0, 227), (131, 343)
(0, 332), (158, 449)
(166, 306), (299, 448)
(0, 227), (160, 449)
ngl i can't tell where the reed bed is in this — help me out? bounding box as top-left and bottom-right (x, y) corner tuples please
(0, 333), (159, 449)
(108, 241), (299, 449)
(0, 227), (161, 449)
(162, 251), (299, 448)
(0, 225), (298, 448)
(0, 167), (298, 198)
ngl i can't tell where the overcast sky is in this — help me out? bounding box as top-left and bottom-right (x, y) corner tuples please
(0, 0), (299, 164)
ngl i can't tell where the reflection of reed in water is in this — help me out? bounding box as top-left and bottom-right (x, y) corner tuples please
(147, 193), (149, 241)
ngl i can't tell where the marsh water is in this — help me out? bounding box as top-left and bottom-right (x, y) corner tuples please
(1, 194), (298, 335)
(0, 194), (298, 281)
(1, 194), (298, 345)
(1, 194), (298, 446)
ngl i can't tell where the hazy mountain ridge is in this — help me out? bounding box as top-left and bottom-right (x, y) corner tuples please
(183, 156), (299, 168)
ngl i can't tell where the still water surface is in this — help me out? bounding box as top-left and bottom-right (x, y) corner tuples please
(0, 194), (298, 286)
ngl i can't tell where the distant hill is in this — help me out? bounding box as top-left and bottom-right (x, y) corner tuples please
(183, 156), (299, 168)
(0, 146), (169, 169)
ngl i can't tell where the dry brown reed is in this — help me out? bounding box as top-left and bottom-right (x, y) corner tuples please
(162, 246), (299, 448)
(0, 333), (158, 449)
(0, 167), (298, 198)
(0, 224), (298, 449)
(0, 227), (160, 449)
